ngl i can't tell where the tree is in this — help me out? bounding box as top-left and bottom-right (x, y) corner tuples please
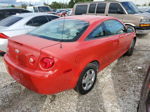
(49, 2), (68, 9)
(68, 0), (93, 8)
(21, 3), (27, 9)
(11, 5), (15, 7)
(68, 0), (75, 8)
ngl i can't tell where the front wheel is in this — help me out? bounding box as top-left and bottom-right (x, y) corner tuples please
(74, 63), (98, 95)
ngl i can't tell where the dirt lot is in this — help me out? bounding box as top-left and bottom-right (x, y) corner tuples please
(0, 34), (149, 112)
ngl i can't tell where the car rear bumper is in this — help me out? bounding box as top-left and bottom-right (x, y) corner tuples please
(4, 54), (74, 95)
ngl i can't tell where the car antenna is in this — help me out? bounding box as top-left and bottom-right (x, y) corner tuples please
(60, 0), (66, 49)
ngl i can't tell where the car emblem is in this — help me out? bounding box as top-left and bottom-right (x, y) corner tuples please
(15, 49), (20, 54)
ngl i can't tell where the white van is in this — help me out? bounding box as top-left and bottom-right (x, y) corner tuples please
(27, 6), (52, 13)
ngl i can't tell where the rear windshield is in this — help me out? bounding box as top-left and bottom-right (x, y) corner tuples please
(0, 16), (22, 27)
(29, 19), (89, 42)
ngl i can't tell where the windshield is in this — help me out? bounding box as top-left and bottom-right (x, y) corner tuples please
(29, 19), (89, 42)
(0, 16), (22, 27)
(121, 2), (139, 14)
(38, 6), (51, 12)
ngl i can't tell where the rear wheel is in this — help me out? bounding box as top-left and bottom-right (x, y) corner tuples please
(74, 63), (98, 95)
(125, 38), (136, 56)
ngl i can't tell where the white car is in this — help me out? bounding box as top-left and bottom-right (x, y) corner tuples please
(0, 13), (59, 52)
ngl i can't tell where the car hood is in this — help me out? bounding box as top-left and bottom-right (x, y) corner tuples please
(135, 12), (150, 19)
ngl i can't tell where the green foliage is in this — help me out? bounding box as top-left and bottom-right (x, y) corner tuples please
(48, 0), (93, 9)
(21, 4), (27, 9)
(49, 1), (68, 9)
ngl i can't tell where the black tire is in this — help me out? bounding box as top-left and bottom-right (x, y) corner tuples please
(125, 38), (136, 56)
(74, 63), (98, 95)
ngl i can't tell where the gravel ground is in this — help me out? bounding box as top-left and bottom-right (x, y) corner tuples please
(0, 34), (149, 112)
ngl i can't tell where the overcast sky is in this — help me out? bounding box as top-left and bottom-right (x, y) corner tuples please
(15, 0), (150, 5)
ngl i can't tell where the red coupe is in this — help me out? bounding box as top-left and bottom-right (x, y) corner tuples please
(4, 16), (136, 95)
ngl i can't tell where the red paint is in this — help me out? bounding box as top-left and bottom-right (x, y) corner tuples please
(0, 33), (9, 39)
(4, 16), (135, 94)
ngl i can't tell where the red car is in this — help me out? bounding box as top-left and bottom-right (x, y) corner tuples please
(4, 16), (136, 95)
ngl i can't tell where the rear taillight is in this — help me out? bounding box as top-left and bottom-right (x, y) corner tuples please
(0, 33), (9, 39)
(40, 57), (54, 69)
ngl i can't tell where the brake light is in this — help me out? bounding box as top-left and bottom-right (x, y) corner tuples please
(40, 57), (54, 69)
(0, 33), (9, 39)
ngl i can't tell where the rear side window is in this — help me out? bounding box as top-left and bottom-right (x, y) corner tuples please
(26, 16), (48, 27)
(87, 24), (105, 40)
(96, 3), (106, 14)
(109, 3), (125, 14)
(75, 5), (88, 15)
(89, 3), (96, 13)
(0, 16), (22, 27)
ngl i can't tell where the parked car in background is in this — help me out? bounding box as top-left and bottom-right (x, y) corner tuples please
(4, 15), (136, 95)
(146, 9), (150, 13)
(72, 1), (150, 34)
(138, 66), (150, 112)
(56, 9), (72, 16)
(138, 6), (150, 13)
(27, 6), (53, 13)
(56, 9), (67, 17)
(0, 13), (59, 52)
(0, 8), (30, 21)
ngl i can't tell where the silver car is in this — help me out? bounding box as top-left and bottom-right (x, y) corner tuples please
(0, 13), (59, 52)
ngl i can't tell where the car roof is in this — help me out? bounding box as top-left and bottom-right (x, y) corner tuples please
(0, 8), (26, 10)
(76, 1), (132, 4)
(13, 13), (57, 18)
(63, 15), (116, 24)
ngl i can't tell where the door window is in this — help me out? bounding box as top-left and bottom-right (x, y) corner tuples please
(26, 16), (48, 26)
(87, 24), (105, 40)
(96, 3), (106, 14)
(75, 5), (88, 15)
(103, 20), (126, 35)
(86, 19), (126, 40)
(109, 3), (125, 14)
(89, 3), (96, 13)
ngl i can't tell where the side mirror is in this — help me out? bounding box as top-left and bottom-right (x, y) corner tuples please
(126, 26), (135, 33)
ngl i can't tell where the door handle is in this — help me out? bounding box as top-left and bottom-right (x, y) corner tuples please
(125, 34), (130, 36)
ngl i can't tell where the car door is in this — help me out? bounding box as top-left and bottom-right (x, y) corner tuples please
(84, 21), (119, 69)
(106, 19), (129, 55)
(24, 16), (49, 32)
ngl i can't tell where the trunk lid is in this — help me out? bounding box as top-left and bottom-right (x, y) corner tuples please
(8, 34), (60, 69)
